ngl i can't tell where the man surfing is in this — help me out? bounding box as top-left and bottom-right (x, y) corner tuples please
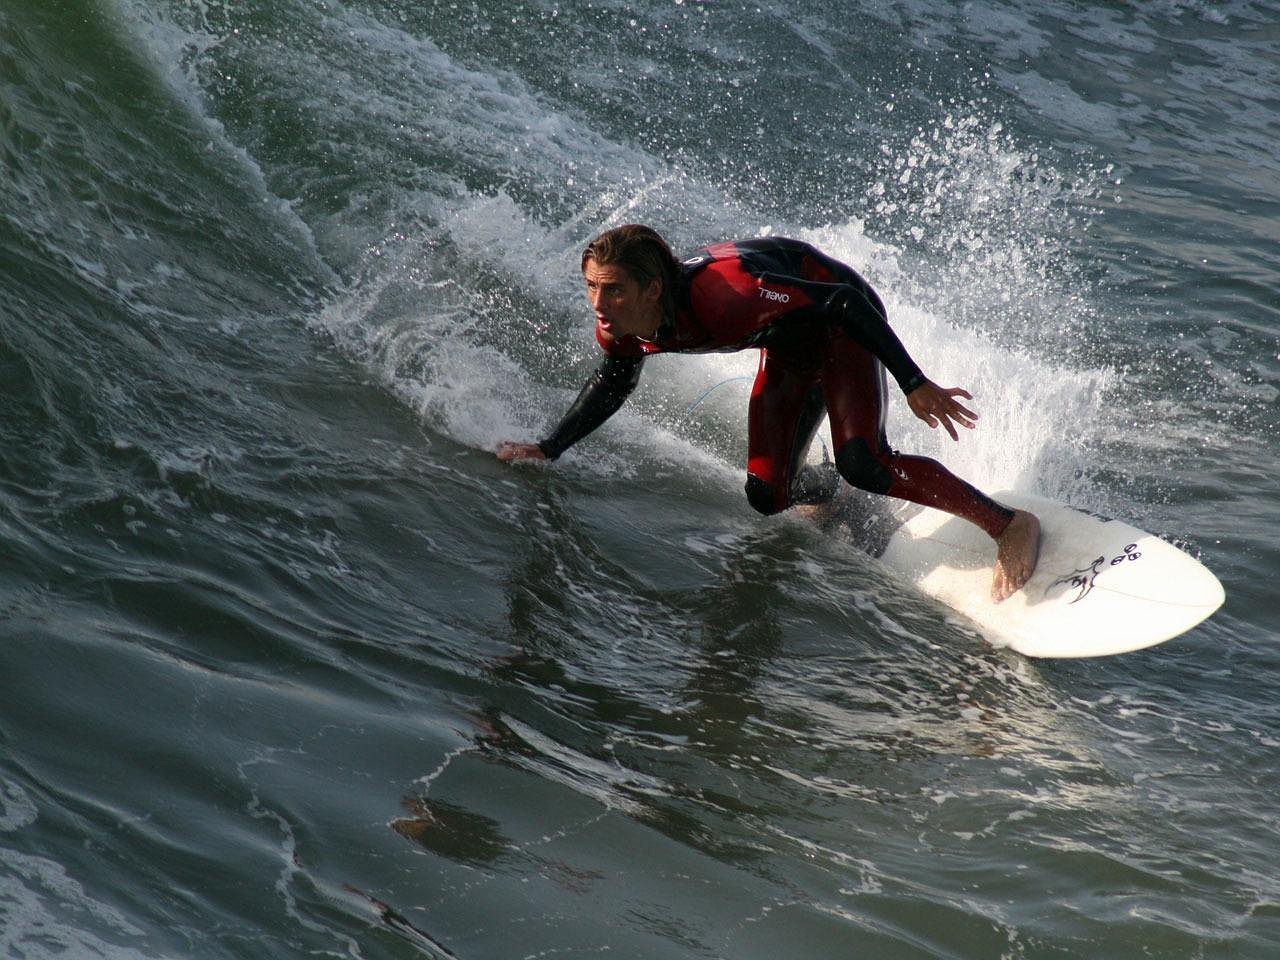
(498, 224), (1039, 601)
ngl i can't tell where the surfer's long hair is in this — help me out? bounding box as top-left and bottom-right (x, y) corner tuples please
(581, 224), (679, 325)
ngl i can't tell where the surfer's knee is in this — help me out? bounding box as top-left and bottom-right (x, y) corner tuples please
(834, 438), (893, 495)
(744, 474), (785, 515)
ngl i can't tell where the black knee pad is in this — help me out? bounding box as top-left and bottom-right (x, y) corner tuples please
(835, 438), (893, 495)
(744, 474), (784, 515)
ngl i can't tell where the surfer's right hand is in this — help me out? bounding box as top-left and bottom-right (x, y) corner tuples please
(497, 441), (547, 462)
(906, 381), (979, 441)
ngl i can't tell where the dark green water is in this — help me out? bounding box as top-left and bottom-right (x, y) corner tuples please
(2, 1), (1278, 957)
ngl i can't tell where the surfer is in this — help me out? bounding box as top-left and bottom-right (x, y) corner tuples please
(497, 225), (1040, 601)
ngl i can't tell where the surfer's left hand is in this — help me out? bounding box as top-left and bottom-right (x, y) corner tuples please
(906, 382), (978, 441)
(497, 441), (547, 461)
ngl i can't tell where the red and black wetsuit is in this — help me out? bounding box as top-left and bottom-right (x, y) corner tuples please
(538, 237), (1013, 539)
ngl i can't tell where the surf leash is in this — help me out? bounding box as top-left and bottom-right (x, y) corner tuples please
(683, 375), (753, 419)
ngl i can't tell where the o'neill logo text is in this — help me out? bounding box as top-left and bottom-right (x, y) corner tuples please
(758, 287), (790, 303)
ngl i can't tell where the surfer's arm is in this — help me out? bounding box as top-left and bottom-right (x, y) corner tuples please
(762, 272), (926, 395)
(831, 287), (926, 394)
(529, 354), (645, 460)
(793, 275), (978, 440)
(814, 278), (978, 438)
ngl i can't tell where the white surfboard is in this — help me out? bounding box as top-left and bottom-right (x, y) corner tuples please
(845, 491), (1224, 658)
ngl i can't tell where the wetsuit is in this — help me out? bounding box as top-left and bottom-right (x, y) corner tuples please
(538, 237), (1013, 538)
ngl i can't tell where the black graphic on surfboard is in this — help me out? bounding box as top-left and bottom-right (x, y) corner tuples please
(1049, 544), (1142, 604)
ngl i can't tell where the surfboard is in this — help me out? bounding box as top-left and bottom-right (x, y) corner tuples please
(833, 490), (1225, 658)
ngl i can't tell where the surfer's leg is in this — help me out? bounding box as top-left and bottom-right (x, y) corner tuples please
(821, 331), (1039, 598)
(821, 331), (1014, 535)
(743, 350), (834, 515)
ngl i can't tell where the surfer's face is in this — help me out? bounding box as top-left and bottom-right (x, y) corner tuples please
(583, 258), (662, 342)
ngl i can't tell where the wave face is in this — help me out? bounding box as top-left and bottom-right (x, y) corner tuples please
(2, 1), (1278, 957)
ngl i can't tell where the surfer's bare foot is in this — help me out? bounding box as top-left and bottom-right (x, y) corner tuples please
(992, 509), (1040, 602)
(793, 484), (852, 528)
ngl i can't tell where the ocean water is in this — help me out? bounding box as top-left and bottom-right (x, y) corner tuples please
(2, 1), (1278, 957)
